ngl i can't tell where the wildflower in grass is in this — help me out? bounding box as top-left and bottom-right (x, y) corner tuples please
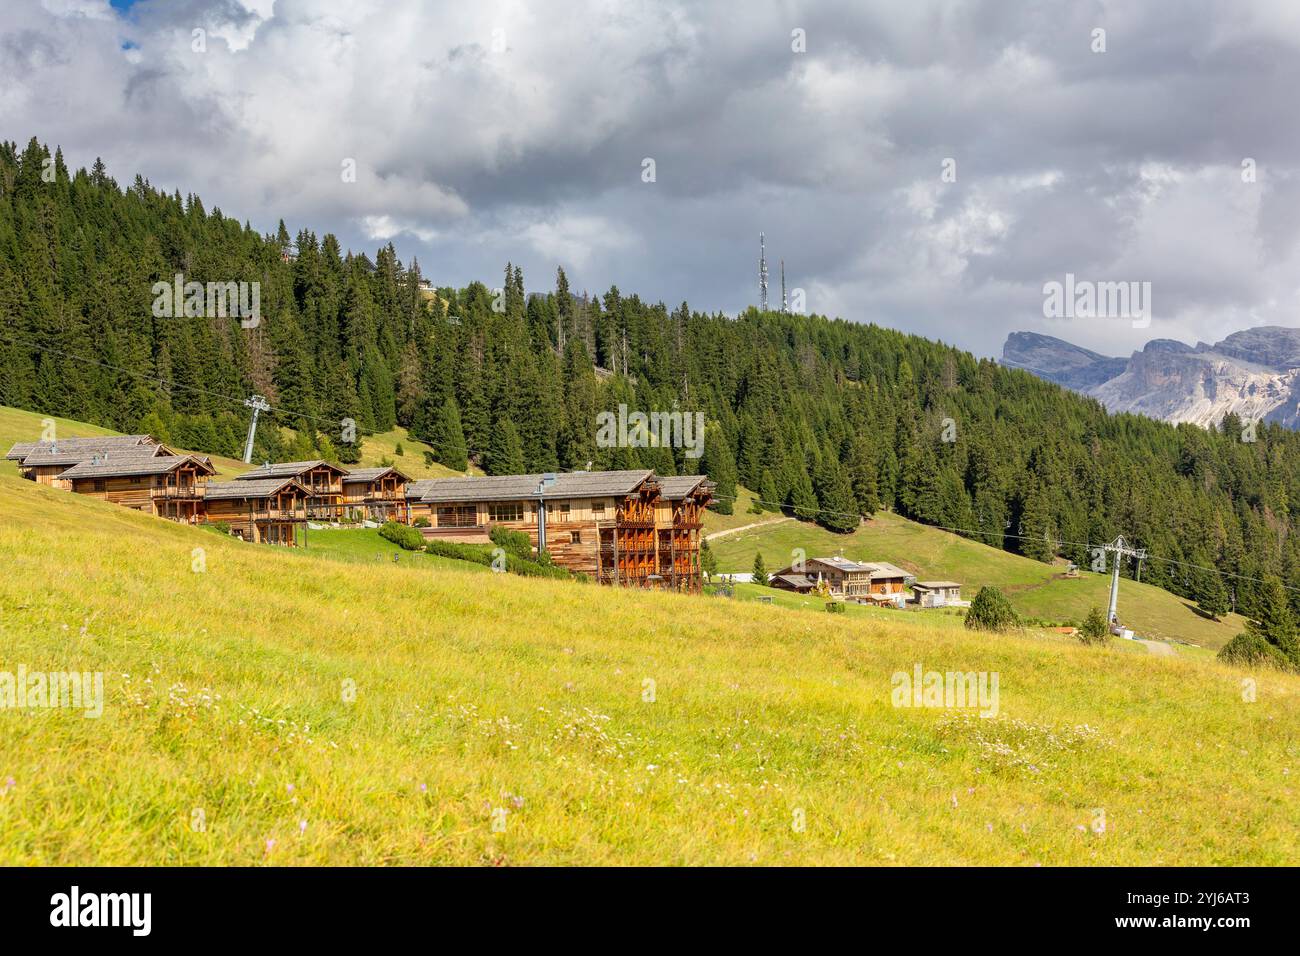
(299, 820), (308, 835)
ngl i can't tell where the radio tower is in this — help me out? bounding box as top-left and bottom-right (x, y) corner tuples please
(781, 260), (787, 313)
(759, 232), (768, 311)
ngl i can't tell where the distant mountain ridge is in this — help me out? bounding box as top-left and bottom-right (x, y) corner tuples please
(1002, 327), (1300, 429)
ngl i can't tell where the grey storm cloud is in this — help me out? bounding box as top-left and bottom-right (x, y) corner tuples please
(4, 0), (1300, 359)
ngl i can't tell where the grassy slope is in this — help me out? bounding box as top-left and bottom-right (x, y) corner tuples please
(0, 473), (1296, 865)
(302, 527), (490, 575)
(705, 502), (1247, 651)
(355, 426), (482, 479)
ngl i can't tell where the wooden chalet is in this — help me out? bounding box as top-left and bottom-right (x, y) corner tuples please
(236, 460), (348, 521)
(770, 572), (818, 594)
(7, 435), (171, 488)
(911, 580), (966, 608)
(860, 562), (911, 606)
(203, 477), (309, 545)
(769, 557), (912, 606)
(341, 466), (409, 522)
(59, 454), (216, 522)
(406, 469), (713, 591)
(654, 475), (716, 593)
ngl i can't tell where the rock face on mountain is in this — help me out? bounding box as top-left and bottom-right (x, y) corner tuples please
(1001, 327), (1300, 429)
(1001, 331), (1129, 390)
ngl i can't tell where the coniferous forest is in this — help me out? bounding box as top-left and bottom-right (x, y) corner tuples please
(3, 137), (1300, 623)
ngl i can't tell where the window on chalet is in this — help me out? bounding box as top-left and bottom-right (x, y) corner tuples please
(591, 500), (606, 517)
(570, 531), (581, 544)
(488, 502), (524, 522)
(93, 479), (107, 493)
(436, 505), (477, 528)
(552, 501), (571, 522)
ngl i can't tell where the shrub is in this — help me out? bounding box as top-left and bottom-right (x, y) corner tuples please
(412, 516), (430, 528)
(1077, 606), (1110, 645)
(379, 520), (424, 551)
(964, 586), (1020, 633)
(1218, 629), (1296, 671)
(489, 524), (532, 558)
(826, 601), (846, 614)
(421, 538), (574, 580)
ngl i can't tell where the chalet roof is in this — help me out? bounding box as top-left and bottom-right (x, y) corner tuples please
(204, 477), (308, 500)
(862, 562), (912, 580)
(236, 460), (349, 480)
(60, 454), (216, 480)
(658, 475), (714, 500)
(414, 469), (654, 504)
(772, 573), (817, 589)
(913, 580), (961, 590)
(8, 435), (163, 465)
(342, 466), (410, 483)
(809, 556), (872, 573)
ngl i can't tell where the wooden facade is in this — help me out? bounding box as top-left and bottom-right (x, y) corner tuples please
(407, 470), (715, 592)
(61, 455), (215, 521)
(237, 460), (348, 521)
(202, 478), (309, 545)
(341, 467), (410, 522)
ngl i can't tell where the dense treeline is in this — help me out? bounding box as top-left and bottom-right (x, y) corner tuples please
(3, 137), (1299, 625)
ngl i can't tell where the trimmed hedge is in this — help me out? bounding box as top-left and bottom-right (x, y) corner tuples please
(421, 537), (575, 580)
(379, 520), (425, 551)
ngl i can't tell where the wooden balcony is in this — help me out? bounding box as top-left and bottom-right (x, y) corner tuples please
(155, 483), (204, 499)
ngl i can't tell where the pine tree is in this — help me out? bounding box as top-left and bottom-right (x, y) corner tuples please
(1196, 570), (1230, 621)
(432, 398), (468, 471)
(486, 416), (525, 476)
(965, 586), (1019, 632)
(699, 421), (738, 514)
(752, 551), (769, 587)
(812, 452), (858, 533)
(700, 538), (718, 580)
(1078, 606), (1109, 645)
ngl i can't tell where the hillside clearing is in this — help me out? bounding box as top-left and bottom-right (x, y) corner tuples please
(704, 503), (1247, 651)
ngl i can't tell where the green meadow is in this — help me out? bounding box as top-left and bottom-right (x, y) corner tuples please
(1, 467), (1296, 865)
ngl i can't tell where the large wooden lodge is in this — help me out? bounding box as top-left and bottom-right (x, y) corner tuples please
(406, 469), (713, 592)
(7, 435), (714, 591)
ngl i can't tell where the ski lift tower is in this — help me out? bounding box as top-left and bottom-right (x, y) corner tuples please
(242, 394), (271, 464)
(1101, 535), (1147, 631)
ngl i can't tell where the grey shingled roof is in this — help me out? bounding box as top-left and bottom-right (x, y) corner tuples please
(414, 469), (653, 504)
(8, 435), (161, 464)
(772, 573), (817, 589)
(658, 475), (712, 499)
(236, 460), (348, 480)
(60, 454), (214, 480)
(204, 477), (307, 500)
(862, 562), (912, 580)
(913, 580), (961, 590)
(809, 556), (871, 573)
(342, 466), (409, 483)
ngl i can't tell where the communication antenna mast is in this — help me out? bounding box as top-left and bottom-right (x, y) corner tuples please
(1100, 535), (1148, 633)
(781, 260), (787, 313)
(759, 232), (768, 311)
(242, 394), (271, 464)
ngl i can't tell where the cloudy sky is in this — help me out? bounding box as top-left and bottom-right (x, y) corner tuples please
(4, 0), (1300, 358)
